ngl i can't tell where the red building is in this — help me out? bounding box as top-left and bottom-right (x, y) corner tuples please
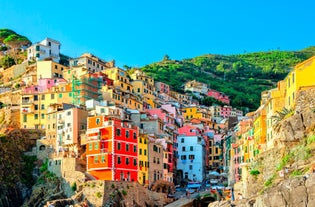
(207, 89), (230, 105)
(86, 116), (138, 181)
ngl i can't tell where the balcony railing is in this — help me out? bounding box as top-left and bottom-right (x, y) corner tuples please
(21, 100), (33, 105)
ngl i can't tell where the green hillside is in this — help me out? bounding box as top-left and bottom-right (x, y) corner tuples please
(140, 48), (315, 112)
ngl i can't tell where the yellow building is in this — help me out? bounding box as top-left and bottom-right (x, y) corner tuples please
(182, 105), (202, 121)
(103, 67), (133, 92)
(20, 81), (73, 129)
(253, 107), (266, 156)
(36, 60), (69, 81)
(285, 56), (315, 109)
(101, 86), (143, 111)
(265, 80), (286, 150)
(138, 133), (149, 186)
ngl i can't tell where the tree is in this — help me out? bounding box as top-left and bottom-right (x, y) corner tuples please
(3, 34), (31, 64)
(0, 29), (16, 42)
(163, 54), (170, 61)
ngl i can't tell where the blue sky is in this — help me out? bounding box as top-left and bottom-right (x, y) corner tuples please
(1, 0), (315, 67)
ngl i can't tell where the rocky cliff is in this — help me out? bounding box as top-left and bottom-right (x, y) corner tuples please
(209, 86), (315, 207)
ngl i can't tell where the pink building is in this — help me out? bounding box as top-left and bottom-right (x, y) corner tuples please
(155, 82), (170, 95)
(23, 78), (67, 93)
(220, 105), (232, 118)
(207, 89), (230, 105)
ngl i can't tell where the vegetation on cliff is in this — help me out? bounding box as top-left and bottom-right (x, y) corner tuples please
(140, 47), (315, 111)
(0, 29), (31, 68)
(0, 129), (43, 207)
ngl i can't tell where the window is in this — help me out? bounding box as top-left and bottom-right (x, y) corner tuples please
(126, 158), (129, 165)
(117, 156), (121, 164)
(96, 118), (100, 125)
(126, 130), (129, 138)
(144, 139), (147, 144)
(41, 104), (45, 110)
(139, 148), (142, 155)
(140, 138), (142, 143)
(34, 114), (38, 120)
(134, 145), (137, 152)
(95, 142), (98, 150)
(51, 94), (55, 99)
(182, 146), (186, 151)
(133, 132), (137, 139)
(89, 143), (92, 150)
(67, 111), (71, 116)
(133, 158), (137, 166)
(116, 129), (121, 136)
(41, 95), (45, 100)
(292, 73), (295, 83)
(23, 114), (27, 122)
(181, 138), (184, 143)
(59, 93), (62, 98)
(144, 149), (147, 155)
(126, 144), (129, 151)
(34, 104), (38, 110)
(117, 143), (121, 150)
(189, 155), (195, 160)
(189, 165), (193, 170)
(41, 114), (45, 119)
(190, 146), (193, 151)
(181, 155), (187, 160)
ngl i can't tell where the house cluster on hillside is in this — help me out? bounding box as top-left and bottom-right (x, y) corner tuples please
(0, 38), (250, 188)
(227, 55), (315, 197)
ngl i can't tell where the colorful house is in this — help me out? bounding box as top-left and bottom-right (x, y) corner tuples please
(182, 105), (203, 121)
(177, 125), (206, 182)
(86, 117), (138, 181)
(207, 89), (230, 105)
(284, 56), (315, 109)
(138, 133), (149, 185)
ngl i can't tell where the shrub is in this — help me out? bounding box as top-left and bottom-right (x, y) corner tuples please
(122, 189), (127, 196)
(264, 174), (275, 187)
(307, 135), (315, 145)
(96, 192), (102, 198)
(71, 182), (77, 191)
(250, 169), (260, 176)
(111, 183), (115, 189)
(290, 170), (302, 177)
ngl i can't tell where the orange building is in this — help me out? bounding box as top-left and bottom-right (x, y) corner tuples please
(86, 116), (138, 181)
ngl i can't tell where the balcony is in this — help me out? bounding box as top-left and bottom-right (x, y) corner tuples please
(21, 100), (33, 105)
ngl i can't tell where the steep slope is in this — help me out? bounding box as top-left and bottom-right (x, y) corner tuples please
(140, 48), (315, 111)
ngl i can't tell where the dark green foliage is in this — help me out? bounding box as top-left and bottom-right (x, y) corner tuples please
(121, 189), (127, 196)
(140, 49), (315, 111)
(201, 97), (225, 107)
(250, 169), (260, 176)
(0, 55), (15, 68)
(71, 182), (77, 191)
(21, 155), (37, 187)
(40, 160), (48, 172)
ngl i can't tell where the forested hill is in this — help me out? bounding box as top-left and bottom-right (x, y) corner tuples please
(140, 47), (315, 112)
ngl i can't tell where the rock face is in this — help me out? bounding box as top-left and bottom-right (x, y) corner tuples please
(208, 174), (315, 207)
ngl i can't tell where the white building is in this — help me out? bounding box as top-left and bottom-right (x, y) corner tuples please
(177, 125), (206, 182)
(27, 38), (61, 63)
